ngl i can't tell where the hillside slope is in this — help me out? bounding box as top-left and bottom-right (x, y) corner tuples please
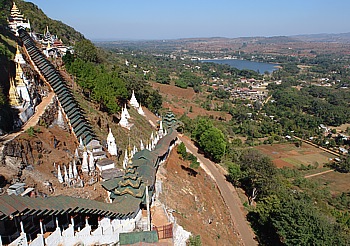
(2, 0), (85, 45)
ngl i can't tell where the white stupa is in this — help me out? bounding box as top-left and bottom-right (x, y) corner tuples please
(75, 148), (79, 159)
(68, 162), (73, 179)
(124, 104), (130, 119)
(89, 152), (95, 171)
(82, 149), (89, 173)
(138, 104), (145, 116)
(79, 137), (84, 149)
(119, 110), (130, 129)
(73, 160), (78, 178)
(140, 139), (144, 150)
(130, 90), (140, 108)
(158, 120), (164, 138)
(14, 45), (26, 64)
(14, 63), (30, 102)
(63, 165), (69, 183)
(57, 165), (63, 183)
(107, 128), (118, 156)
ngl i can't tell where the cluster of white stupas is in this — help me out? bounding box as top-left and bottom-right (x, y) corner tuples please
(119, 90), (145, 129)
(56, 159), (81, 186)
(122, 120), (167, 169)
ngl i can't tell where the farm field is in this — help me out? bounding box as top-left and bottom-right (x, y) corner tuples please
(311, 171), (350, 194)
(255, 143), (336, 168)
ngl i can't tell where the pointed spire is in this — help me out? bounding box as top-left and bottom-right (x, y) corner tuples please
(68, 162), (73, 179)
(107, 128), (118, 156)
(57, 165), (63, 183)
(159, 120), (164, 138)
(138, 103), (145, 116)
(73, 160), (78, 178)
(75, 148), (79, 159)
(82, 149), (89, 173)
(63, 165), (69, 183)
(14, 45), (26, 64)
(124, 104), (130, 119)
(140, 139), (144, 150)
(123, 149), (128, 169)
(9, 78), (20, 107)
(89, 152), (95, 171)
(79, 137), (84, 149)
(119, 108), (130, 129)
(130, 90), (139, 108)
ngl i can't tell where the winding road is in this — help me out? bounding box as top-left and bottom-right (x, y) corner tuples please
(178, 135), (257, 246)
(143, 109), (257, 245)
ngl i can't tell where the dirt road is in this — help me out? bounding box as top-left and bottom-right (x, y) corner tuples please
(179, 135), (258, 246)
(0, 92), (55, 144)
(304, 169), (334, 178)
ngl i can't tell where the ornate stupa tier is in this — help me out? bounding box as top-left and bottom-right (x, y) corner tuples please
(8, 2), (31, 34)
(9, 78), (21, 107)
(15, 63), (25, 87)
(130, 90), (139, 108)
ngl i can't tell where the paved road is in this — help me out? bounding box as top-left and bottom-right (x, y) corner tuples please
(179, 135), (258, 246)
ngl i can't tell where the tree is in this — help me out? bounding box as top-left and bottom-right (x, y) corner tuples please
(239, 149), (276, 204)
(227, 162), (242, 186)
(74, 39), (99, 63)
(155, 68), (170, 84)
(270, 195), (347, 246)
(192, 118), (213, 142)
(199, 127), (226, 162)
(177, 142), (187, 159)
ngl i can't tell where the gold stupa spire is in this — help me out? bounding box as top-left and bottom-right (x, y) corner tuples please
(15, 63), (26, 87)
(16, 44), (20, 55)
(9, 78), (20, 106)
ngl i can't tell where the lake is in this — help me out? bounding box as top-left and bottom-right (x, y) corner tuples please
(201, 59), (279, 74)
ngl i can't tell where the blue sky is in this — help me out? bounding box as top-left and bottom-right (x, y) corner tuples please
(27, 0), (349, 40)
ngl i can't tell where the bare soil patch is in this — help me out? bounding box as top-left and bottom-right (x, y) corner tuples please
(313, 171), (350, 195)
(273, 159), (294, 168)
(158, 150), (239, 245)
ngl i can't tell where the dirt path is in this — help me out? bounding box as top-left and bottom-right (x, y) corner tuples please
(179, 135), (257, 246)
(0, 92), (55, 144)
(304, 169), (334, 178)
(293, 136), (340, 157)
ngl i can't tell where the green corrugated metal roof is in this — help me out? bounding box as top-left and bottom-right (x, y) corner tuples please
(101, 178), (123, 191)
(119, 231), (158, 245)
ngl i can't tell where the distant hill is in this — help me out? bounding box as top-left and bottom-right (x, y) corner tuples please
(292, 32), (350, 43)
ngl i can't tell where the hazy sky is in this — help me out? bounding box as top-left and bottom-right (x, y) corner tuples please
(27, 0), (349, 40)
